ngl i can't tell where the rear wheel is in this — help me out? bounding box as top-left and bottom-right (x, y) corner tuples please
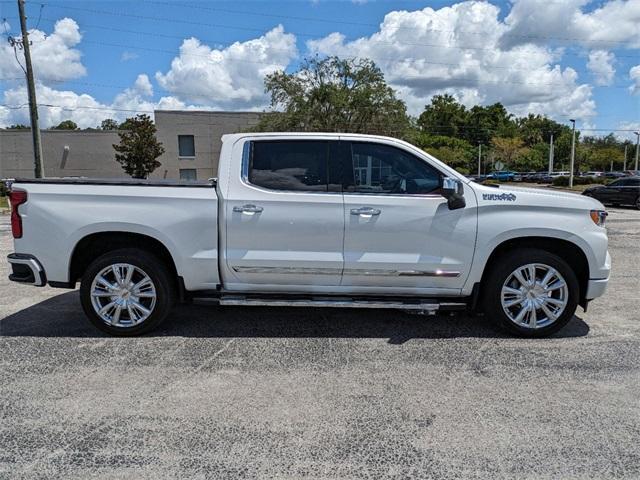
(635, 195), (640, 210)
(80, 248), (176, 336)
(483, 248), (579, 337)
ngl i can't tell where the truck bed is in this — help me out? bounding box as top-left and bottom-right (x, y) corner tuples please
(11, 177), (216, 188)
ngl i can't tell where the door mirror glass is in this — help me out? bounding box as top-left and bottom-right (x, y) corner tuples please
(441, 177), (465, 210)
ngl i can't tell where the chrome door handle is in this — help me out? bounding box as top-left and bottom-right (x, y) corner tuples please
(350, 207), (381, 217)
(233, 204), (264, 214)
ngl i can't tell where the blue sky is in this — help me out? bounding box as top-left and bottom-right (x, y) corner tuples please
(0, 0), (638, 138)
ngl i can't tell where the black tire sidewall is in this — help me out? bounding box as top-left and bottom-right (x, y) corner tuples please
(483, 248), (579, 338)
(80, 248), (175, 336)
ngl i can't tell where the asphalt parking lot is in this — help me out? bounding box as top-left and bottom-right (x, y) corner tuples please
(1, 209), (639, 480)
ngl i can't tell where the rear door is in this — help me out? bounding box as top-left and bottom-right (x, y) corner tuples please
(340, 140), (477, 295)
(602, 179), (624, 203)
(222, 138), (344, 291)
(620, 178), (640, 205)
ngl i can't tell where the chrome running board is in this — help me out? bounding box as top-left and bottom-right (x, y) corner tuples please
(218, 295), (466, 314)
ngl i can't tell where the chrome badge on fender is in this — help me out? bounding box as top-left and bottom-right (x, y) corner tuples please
(482, 193), (517, 201)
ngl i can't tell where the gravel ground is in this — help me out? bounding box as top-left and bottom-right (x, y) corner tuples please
(1, 209), (639, 479)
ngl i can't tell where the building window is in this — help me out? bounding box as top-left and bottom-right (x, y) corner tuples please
(179, 168), (197, 181)
(178, 135), (195, 157)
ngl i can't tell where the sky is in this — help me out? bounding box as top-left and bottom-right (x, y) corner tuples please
(0, 0), (639, 139)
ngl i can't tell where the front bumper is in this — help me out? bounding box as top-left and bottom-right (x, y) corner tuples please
(7, 253), (46, 286)
(586, 278), (608, 299)
(585, 250), (610, 300)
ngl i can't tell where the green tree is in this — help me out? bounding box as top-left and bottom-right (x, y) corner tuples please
(7, 124), (29, 129)
(99, 118), (119, 130)
(417, 94), (468, 137)
(464, 103), (516, 145)
(411, 133), (474, 172)
(516, 114), (568, 147)
(52, 120), (78, 130)
(491, 137), (529, 168)
(112, 114), (165, 179)
(255, 56), (410, 137)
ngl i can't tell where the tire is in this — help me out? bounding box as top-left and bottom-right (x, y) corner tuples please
(482, 248), (579, 338)
(635, 195), (640, 210)
(80, 248), (176, 336)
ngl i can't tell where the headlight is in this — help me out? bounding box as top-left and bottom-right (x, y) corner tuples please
(590, 210), (607, 227)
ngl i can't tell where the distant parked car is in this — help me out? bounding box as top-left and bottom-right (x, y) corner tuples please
(583, 176), (640, 209)
(487, 171), (516, 181)
(604, 171), (627, 179)
(538, 171), (570, 184)
(581, 171), (604, 178)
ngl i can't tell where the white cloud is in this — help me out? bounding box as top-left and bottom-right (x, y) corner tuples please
(307, 1), (596, 120)
(502, 0), (640, 49)
(120, 51), (139, 62)
(0, 18), (85, 83)
(155, 25), (297, 110)
(587, 50), (615, 86)
(629, 65), (640, 95)
(0, 74), (188, 129)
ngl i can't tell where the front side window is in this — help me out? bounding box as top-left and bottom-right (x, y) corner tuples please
(178, 135), (195, 157)
(345, 142), (442, 195)
(248, 141), (328, 192)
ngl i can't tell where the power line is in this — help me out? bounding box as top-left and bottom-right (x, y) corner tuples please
(36, 3), (640, 53)
(44, 0), (640, 47)
(30, 16), (640, 61)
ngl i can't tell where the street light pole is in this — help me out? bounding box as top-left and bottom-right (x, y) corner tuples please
(624, 144), (628, 171)
(634, 132), (639, 172)
(569, 119), (576, 188)
(477, 143), (482, 177)
(548, 134), (554, 174)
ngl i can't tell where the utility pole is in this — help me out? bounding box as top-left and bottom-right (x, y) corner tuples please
(548, 134), (554, 174)
(569, 119), (576, 188)
(634, 132), (639, 172)
(624, 144), (628, 171)
(477, 143), (482, 177)
(17, 0), (44, 178)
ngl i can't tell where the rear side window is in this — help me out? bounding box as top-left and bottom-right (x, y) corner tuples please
(248, 141), (328, 192)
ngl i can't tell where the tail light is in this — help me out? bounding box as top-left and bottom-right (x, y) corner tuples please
(8, 189), (28, 239)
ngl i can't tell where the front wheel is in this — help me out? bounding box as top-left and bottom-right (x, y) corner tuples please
(483, 248), (579, 337)
(80, 248), (176, 336)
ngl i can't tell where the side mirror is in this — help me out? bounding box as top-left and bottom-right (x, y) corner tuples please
(441, 177), (466, 210)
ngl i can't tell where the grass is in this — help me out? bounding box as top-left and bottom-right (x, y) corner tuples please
(0, 196), (7, 210)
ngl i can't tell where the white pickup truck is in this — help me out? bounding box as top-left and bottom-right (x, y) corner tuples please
(6, 133), (610, 337)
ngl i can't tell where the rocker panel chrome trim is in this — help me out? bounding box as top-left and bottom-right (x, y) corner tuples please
(231, 266), (461, 277)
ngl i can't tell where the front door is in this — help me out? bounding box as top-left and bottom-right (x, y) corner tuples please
(341, 140), (477, 295)
(223, 138), (344, 291)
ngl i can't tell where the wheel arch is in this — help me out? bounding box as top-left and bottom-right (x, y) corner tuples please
(478, 236), (590, 308)
(69, 231), (179, 285)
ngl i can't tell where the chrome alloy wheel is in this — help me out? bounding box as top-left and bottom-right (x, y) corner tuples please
(90, 263), (157, 327)
(501, 263), (569, 329)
